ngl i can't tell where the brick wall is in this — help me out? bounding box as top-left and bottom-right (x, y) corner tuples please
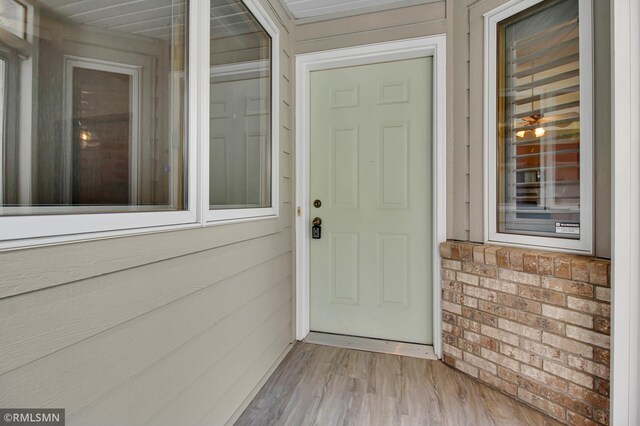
(440, 241), (611, 425)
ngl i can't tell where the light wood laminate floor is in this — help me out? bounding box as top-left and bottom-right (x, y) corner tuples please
(235, 342), (560, 426)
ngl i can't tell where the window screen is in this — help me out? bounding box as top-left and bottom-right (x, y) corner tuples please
(497, 0), (581, 239)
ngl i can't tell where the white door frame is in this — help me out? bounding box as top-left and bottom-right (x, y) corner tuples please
(294, 34), (447, 358)
(611, 0), (640, 423)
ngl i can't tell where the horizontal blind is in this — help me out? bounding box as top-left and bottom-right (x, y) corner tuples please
(500, 0), (581, 238)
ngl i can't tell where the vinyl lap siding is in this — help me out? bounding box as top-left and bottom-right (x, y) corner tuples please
(0, 1), (295, 425)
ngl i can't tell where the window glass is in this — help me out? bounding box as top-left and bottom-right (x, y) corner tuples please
(0, 0), (188, 215)
(209, 0), (272, 210)
(0, 0), (26, 40)
(497, 0), (581, 239)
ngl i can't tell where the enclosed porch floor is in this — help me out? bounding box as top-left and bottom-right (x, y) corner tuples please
(236, 342), (560, 425)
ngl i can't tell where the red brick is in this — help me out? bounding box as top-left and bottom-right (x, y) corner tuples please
(543, 360), (594, 388)
(464, 285), (496, 301)
(442, 259), (462, 271)
(571, 259), (591, 282)
(442, 301), (462, 315)
(594, 317), (610, 334)
(462, 307), (498, 327)
(499, 269), (540, 286)
(542, 332), (593, 358)
(521, 364), (569, 391)
(517, 311), (565, 335)
(595, 286), (611, 302)
(523, 253), (539, 274)
(567, 355), (609, 379)
(463, 261), (498, 278)
(443, 343), (462, 359)
(450, 243), (461, 260)
(453, 358), (479, 378)
(457, 317), (481, 333)
(442, 311), (457, 325)
(567, 297), (610, 316)
(440, 242), (452, 259)
(518, 388), (566, 421)
(479, 370), (518, 396)
(481, 347), (520, 372)
(595, 378), (609, 396)
(554, 257), (572, 279)
(463, 351), (497, 374)
(496, 249), (510, 268)
(589, 262), (609, 286)
(484, 247), (499, 266)
(458, 339), (481, 356)
(457, 271), (479, 286)
(509, 250), (524, 271)
(539, 254), (554, 275)
(472, 245), (486, 264)
(478, 300), (518, 320)
(542, 276), (594, 297)
(480, 277), (518, 294)
(542, 304), (593, 328)
(501, 343), (542, 368)
(497, 293), (542, 314)
(460, 245), (474, 262)
(519, 286), (566, 306)
(567, 411), (599, 426)
(568, 383), (610, 410)
(566, 325), (610, 349)
(593, 409), (609, 425)
(521, 339), (567, 363)
(593, 348), (610, 365)
(442, 280), (463, 293)
(481, 324), (520, 346)
(497, 365), (519, 384)
(443, 321), (463, 337)
(518, 377), (593, 418)
(442, 332), (458, 346)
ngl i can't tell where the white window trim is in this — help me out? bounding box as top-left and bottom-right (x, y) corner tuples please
(0, 0), (282, 250)
(204, 0), (280, 223)
(483, 0), (594, 254)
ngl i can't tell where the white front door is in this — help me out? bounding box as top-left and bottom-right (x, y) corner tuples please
(309, 57), (433, 344)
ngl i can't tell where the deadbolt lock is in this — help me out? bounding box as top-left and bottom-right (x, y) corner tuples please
(313, 199), (322, 208)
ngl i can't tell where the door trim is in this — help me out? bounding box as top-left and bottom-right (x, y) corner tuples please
(294, 35), (447, 359)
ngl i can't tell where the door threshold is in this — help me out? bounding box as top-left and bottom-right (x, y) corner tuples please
(304, 332), (437, 360)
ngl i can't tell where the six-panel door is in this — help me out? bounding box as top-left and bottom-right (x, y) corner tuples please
(309, 57), (433, 344)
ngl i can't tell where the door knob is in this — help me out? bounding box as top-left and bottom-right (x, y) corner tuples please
(312, 217), (322, 226)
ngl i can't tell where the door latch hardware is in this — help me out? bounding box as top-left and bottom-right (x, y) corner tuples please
(312, 217), (322, 239)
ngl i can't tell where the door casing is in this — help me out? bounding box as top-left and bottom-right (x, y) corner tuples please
(294, 35), (447, 358)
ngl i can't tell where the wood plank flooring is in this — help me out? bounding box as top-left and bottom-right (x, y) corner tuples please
(235, 342), (560, 425)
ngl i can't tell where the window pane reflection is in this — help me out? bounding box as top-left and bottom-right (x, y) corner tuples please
(209, 0), (272, 210)
(0, 0), (188, 215)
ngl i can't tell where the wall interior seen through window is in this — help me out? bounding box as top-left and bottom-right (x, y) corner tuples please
(0, 0), (188, 215)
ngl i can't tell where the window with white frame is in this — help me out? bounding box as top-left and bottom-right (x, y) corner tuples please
(0, 0), (279, 247)
(208, 0), (278, 221)
(486, 0), (593, 253)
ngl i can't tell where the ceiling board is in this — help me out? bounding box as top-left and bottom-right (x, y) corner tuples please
(281, 0), (441, 21)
